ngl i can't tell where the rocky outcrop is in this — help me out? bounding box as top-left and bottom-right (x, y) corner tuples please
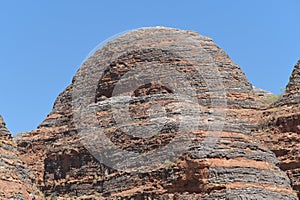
(15, 27), (297, 199)
(0, 116), (10, 138)
(0, 115), (43, 199)
(252, 61), (300, 198)
(253, 104), (300, 198)
(272, 60), (300, 107)
(287, 60), (300, 97)
(252, 86), (274, 100)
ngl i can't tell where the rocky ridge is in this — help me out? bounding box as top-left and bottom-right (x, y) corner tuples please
(13, 27), (298, 199)
(0, 116), (43, 199)
(252, 60), (300, 198)
(273, 60), (300, 107)
(0, 27), (298, 199)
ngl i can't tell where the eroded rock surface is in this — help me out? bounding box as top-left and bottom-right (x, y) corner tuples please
(252, 61), (300, 198)
(273, 60), (300, 107)
(13, 27), (298, 199)
(0, 115), (43, 200)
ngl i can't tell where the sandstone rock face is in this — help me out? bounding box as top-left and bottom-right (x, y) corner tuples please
(287, 60), (300, 95)
(0, 116), (10, 138)
(273, 60), (300, 107)
(0, 115), (43, 200)
(253, 105), (300, 199)
(252, 61), (300, 198)
(16, 27), (297, 199)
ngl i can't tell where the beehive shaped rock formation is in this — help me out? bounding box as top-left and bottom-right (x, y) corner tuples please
(273, 60), (300, 107)
(0, 115), (43, 199)
(287, 60), (300, 95)
(16, 27), (297, 199)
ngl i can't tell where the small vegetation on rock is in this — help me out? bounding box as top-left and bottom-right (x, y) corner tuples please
(264, 88), (285, 105)
(264, 94), (282, 105)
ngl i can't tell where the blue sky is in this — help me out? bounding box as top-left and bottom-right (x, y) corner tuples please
(0, 0), (299, 134)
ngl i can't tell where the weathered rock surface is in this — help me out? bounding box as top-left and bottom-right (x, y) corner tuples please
(14, 27), (298, 199)
(0, 115), (43, 199)
(287, 61), (300, 93)
(272, 60), (300, 107)
(253, 104), (300, 198)
(252, 61), (300, 198)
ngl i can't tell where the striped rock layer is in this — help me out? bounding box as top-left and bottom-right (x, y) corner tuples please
(15, 27), (298, 199)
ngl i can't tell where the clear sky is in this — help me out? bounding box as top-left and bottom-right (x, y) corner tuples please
(0, 0), (299, 134)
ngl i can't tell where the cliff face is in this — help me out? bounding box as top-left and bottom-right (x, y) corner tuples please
(286, 60), (300, 95)
(0, 116), (43, 199)
(14, 27), (298, 199)
(273, 60), (300, 107)
(253, 60), (300, 198)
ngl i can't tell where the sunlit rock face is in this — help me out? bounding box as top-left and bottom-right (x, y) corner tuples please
(15, 27), (298, 199)
(273, 60), (300, 107)
(253, 59), (300, 198)
(0, 115), (43, 200)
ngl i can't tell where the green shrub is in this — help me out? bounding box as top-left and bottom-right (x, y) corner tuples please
(264, 94), (283, 105)
(264, 87), (286, 105)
